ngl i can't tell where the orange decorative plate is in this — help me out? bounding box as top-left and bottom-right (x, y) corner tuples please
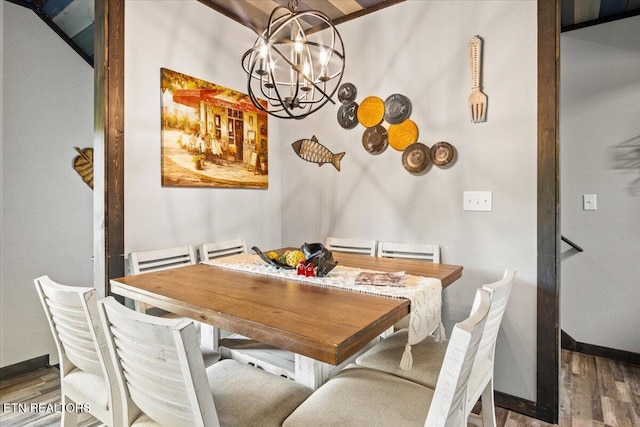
(357, 96), (385, 128)
(388, 119), (418, 151)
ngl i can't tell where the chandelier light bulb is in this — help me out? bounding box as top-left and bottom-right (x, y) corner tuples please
(301, 62), (312, 92)
(319, 49), (329, 65)
(258, 43), (268, 58)
(294, 35), (304, 54)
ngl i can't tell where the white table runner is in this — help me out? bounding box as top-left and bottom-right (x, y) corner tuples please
(203, 254), (444, 369)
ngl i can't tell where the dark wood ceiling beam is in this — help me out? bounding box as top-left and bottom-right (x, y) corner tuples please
(197, 0), (263, 34)
(330, 0), (404, 26)
(562, 7), (640, 32)
(197, 0), (407, 35)
(6, 0), (35, 8)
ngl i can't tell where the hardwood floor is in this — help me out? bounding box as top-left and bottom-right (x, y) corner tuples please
(0, 366), (100, 426)
(1, 350), (638, 426)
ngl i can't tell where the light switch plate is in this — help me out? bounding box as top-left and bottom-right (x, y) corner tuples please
(583, 194), (597, 211)
(463, 191), (493, 211)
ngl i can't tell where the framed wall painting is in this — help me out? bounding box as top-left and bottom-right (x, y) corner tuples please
(160, 68), (268, 188)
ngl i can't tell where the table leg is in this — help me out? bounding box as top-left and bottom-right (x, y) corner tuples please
(201, 324), (220, 351)
(295, 354), (330, 390)
(133, 300), (151, 313)
(293, 337), (384, 389)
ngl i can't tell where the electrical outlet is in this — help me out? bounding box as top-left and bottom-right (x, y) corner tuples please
(583, 194), (597, 211)
(463, 191), (493, 211)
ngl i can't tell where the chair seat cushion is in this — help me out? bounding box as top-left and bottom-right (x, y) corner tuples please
(63, 369), (109, 410)
(207, 359), (312, 427)
(131, 413), (161, 426)
(201, 346), (221, 367)
(283, 366), (433, 427)
(355, 329), (447, 389)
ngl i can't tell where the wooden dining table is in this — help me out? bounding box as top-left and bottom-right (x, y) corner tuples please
(109, 251), (462, 388)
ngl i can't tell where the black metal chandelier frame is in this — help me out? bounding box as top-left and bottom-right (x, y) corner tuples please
(242, 1), (346, 119)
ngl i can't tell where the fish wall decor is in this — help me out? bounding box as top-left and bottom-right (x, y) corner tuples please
(291, 135), (345, 171)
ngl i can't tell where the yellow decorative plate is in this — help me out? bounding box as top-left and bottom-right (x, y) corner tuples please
(357, 96), (385, 128)
(388, 119), (418, 151)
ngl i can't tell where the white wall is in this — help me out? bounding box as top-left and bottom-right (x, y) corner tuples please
(279, 0), (538, 400)
(1, 2), (94, 367)
(124, 0), (282, 255)
(561, 16), (640, 353)
(126, 0), (537, 400)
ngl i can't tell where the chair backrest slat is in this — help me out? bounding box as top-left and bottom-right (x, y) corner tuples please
(474, 270), (516, 367)
(325, 237), (377, 256)
(425, 289), (490, 427)
(377, 241), (441, 263)
(99, 297), (220, 427)
(128, 245), (197, 275)
(198, 238), (246, 262)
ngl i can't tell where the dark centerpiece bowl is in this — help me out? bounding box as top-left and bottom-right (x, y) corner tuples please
(300, 243), (338, 277)
(252, 243), (338, 277)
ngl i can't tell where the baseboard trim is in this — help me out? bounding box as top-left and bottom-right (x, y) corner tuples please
(561, 330), (640, 366)
(495, 391), (538, 419)
(0, 355), (50, 381)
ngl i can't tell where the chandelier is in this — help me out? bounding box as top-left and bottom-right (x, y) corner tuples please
(241, 0), (345, 119)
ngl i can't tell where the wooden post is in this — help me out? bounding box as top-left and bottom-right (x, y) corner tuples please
(94, 0), (125, 298)
(536, 0), (560, 423)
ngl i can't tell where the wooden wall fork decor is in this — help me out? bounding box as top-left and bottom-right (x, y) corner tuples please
(468, 35), (488, 123)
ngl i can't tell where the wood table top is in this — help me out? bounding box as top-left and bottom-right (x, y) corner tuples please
(110, 254), (462, 365)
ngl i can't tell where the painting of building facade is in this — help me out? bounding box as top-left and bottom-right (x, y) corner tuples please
(161, 68), (268, 188)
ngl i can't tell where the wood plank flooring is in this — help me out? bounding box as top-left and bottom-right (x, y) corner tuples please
(0, 350), (638, 426)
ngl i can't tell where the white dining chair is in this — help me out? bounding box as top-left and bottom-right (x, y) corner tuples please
(198, 238), (297, 380)
(127, 245), (197, 316)
(34, 276), (120, 427)
(197, 238), (246, 262)
(377, 241), (441, 263)
(127, 244), (220, 367)
(127, 244), (197, 275)
(98, 296), (312, 427)
(283, 288), (491, 427)
(325, 237), (377, 256)
(355, 270), (516, 426)
(376, 241), (441, 332)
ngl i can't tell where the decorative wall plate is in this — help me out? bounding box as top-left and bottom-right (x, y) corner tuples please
(388, 119), (418, 151)
(357, 96), (385, 128)
(337, 101), (359, 129)
(384, 94), (412, 124)
(338, 82), (357, 103)
(362, 125), (389, 155)
(430, 141), (455, 166)
(402, 142), (431, 174)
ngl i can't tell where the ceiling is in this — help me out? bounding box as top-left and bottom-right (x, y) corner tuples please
(10, 0), (640, 67)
